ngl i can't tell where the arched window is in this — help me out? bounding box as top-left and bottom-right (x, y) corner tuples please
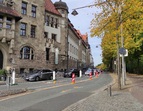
(20, 46), (34, 60)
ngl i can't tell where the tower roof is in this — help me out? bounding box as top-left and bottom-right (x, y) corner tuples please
(54, 0), (68, 12)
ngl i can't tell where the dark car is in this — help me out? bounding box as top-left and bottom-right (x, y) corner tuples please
(63, 69), (79, 78)
(25, 69), (53, 81)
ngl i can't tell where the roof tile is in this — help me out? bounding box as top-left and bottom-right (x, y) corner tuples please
(0, 5), (21, 19)
(45, 0), (61, 16)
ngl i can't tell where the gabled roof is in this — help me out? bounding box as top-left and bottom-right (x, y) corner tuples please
(77, 30), (88, 42)
(0, 5), (21, 21)
(45, 0), (61, 16)
(81, 34), (88, 41)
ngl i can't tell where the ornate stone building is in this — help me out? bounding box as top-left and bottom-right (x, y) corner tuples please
(0, 0), (94, 74)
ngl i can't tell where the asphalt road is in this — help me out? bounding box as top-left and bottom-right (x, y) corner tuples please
(0, 72), (112, 111)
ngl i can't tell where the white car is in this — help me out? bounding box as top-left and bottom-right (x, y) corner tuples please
(84, 69), (92, 76)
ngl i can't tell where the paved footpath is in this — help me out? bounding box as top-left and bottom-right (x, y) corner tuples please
(63, 73), (143, 111)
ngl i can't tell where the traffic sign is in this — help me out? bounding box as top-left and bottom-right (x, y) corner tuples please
(119, 47), (126, 55)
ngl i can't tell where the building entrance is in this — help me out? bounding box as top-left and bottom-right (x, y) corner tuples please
(0, 50), (3, 69)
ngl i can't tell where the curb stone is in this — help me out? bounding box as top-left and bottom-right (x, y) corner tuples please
(0, 88), (27, 97)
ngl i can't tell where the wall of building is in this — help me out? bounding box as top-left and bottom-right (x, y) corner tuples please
(0, 0), (93, 74)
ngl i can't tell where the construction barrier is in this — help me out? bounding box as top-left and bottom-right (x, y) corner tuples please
(89, 72), (92, 80)
(95, 71), (98, 78)
(71, 73), (75, 84)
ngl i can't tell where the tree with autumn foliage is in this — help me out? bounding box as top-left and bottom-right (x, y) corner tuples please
(90, 0), (143, 73)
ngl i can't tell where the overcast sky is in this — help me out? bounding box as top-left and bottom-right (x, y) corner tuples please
(51, 0), (102, 66)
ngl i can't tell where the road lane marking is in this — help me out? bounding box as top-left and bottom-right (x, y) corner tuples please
(0, 76), (98, 101)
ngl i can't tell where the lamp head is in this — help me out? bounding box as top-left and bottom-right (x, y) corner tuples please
(71, 10), (78, 16)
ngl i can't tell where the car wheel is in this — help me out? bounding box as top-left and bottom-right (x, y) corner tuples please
(35, 76), (40, 81)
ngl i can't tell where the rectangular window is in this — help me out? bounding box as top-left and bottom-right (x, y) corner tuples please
(51, 34), (57, 41)
(20, 23), (26, 36)
(6, 17), (12, 29)
(51, 17), (54, 27)
(46, 48), (50, 61)
(6, 24), (11, 29)
(31, 25), (36, 38)
(0, 15), (3, 21)
(55, 18), (58, 28)
(45, 15), (50, 26)
(21, 2), (27, 15)
(20, 68), (25, 74)
(7, 17), (12, 23)
(44, 32), (48, 38)
(0, 23), (2, 28)
(31, 5), (36, 17)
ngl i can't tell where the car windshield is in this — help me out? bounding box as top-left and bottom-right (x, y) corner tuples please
(65, 69), (74, 73)
(86, 69), (92, 72)
(32, 69), (41, 73)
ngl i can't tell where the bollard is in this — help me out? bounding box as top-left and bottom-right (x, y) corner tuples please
(12, 68), (15, 84)
(79, 70), (82, 77)
(53, 71), (56, 83)
(108, 85), (112, 97)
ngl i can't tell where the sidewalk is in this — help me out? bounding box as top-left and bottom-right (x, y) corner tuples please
(63, 73), (143, 111)
(0, 77), (27, 97)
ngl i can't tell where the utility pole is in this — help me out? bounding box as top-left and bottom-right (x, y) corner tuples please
(119, 2), (126, 86)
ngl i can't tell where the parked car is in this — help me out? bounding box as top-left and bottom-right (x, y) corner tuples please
(84, 68), (96, 76)
(25, 69), (53, 81)
(84, 68), (92, 76)
(63, 69), (80, 78)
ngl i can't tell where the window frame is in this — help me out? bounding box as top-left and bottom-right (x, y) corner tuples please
(31, 25), (36, 38)
(46, 48), (50, 61)
(0, 15), (3, 21)
(51, 17), (54, 27)
(0, 23), (3, 28)
(31, 5), (36, 18)
(20, 46), (34, 60)
(20, 22), (27, 36)
(55, 18), (58, 28)
(51, 33), (57, 41)
(21, 2), (27, 15)
(6, 17), (12, 29)
(45, 15), (50, 26)
(44, 32), (48, 38)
